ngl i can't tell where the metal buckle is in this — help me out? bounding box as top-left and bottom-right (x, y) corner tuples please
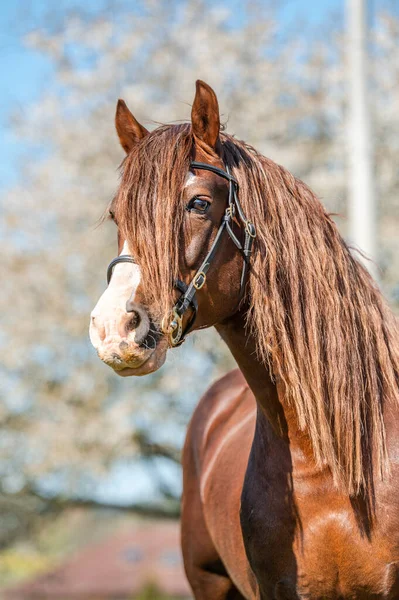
(161, 309), (183, 347)
(193, 271), (206, 290)
(245, 220), (256, 238)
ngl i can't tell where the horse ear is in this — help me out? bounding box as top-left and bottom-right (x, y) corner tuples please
(191, 80), (220, 152)
(115, 99), (149, 154)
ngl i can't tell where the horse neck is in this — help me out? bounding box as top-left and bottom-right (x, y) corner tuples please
(216, 309), (317, 468)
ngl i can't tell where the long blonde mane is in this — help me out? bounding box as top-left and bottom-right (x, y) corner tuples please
(116, 124), (399, 495)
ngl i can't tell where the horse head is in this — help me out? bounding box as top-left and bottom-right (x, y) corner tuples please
(90, 81), (251, 375)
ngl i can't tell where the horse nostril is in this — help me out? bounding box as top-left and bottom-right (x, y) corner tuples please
(119, 341), (129, 351)
(126, 311), (141, 332)
(124, 302), (150, 345)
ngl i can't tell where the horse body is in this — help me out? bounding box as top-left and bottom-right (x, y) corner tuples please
(90, 80), (399, 599)
(182, 369), (256, 599)
(183, 364), (399, 599)
(240, 414), (399, 600)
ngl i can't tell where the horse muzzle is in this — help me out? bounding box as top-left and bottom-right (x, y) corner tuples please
(89, 300), (164, 374)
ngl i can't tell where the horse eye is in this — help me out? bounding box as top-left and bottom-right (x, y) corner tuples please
(188, 197), (210, 213)
(108, 209), (115, 222)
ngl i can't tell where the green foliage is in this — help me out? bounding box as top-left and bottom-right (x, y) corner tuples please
(135, 581), (182, 600)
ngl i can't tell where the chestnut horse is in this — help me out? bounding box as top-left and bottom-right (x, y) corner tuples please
(90, 81), (399, 599)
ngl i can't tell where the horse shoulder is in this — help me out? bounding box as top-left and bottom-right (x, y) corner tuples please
(182, 368), (258, 599)
(184, 368), (254, 482)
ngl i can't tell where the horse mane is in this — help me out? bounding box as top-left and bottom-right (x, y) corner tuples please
(115, 123), (399, 495)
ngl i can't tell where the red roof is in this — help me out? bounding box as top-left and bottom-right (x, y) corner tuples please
(5, 520), (191, 599)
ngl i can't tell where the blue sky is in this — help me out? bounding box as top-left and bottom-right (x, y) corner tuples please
(0, 0), (345, 192)
(0, 0), (115, 189)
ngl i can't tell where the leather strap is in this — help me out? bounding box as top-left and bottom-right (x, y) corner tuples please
(167, 161), (256, 345)
(190, 161), (238, 186)
(107, 255), (136, 285)
(107, 260), (198, 320)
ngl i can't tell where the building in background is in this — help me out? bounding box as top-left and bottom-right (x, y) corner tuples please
(5, 519), (191, 600)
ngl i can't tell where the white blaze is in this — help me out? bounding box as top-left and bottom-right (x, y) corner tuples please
(89, 242), (141, 349)
(185, 172), (198, 187)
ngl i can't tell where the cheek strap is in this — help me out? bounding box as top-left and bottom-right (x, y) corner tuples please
(165, 161), (256, 347)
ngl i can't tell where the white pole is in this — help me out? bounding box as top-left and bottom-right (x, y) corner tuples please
(347, 0), (377, 279)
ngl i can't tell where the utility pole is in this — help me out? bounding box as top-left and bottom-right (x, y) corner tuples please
(347, 0), (377, 279)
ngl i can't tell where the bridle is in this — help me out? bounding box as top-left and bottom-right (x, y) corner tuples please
(107, 161), (256, 346)
(106, 161), (256, 347)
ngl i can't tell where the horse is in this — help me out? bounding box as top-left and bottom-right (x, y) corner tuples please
(90, 80), (399, 599)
